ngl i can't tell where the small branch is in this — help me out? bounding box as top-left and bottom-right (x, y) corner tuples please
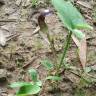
(0, 19), (17, 22)
(6, 34), (20, 42)
(31, 26), (40, 36)
(77, 1), (92, 9)
(22, 56), (37, 69)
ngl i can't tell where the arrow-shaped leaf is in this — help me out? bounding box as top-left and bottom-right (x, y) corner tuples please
(51, 0), (92, 39)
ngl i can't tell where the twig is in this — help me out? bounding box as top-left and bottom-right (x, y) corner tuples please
(0, 19), (17, 22)
(3, 51), (30, 54)
(31, 26), (40, 36)
(87, 43), (96, 47)
(23, 56), (38, 69)
(6, 34), (20, 42)
(0, 19), (32, 22)
(77, 1), (92, 9)
(86, 36), (96, 41)
(84, 15), (92, 20)
(69, 70), (81, 78)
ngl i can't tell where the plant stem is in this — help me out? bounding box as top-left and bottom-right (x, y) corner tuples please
(57, 31), (72, 74)
(46, 31), (57, 65)
(47, 32), (56, 55)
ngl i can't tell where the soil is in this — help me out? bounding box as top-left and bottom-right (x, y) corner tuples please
(0, 0), (96, 96)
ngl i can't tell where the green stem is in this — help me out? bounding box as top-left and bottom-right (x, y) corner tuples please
(46, 31), (57, 65)
(57, 31), (72, 73)
(46, 32), (56, 55)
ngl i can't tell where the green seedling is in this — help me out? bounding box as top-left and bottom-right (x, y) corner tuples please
(31, 0), (38, 7)
(41, 59), (61, 81)
(51, 0), (92, 74)
(41, 59), (62, 90)
(10, 68), (42, 96)
(41, 59), (54, 71)
(41, 59), (54, 69)
(39, 0), (93, 82)
(38, 0), (93, 93)
(39, 0), (92, 74)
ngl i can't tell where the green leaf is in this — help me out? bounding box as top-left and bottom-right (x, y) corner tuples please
(10, 82), (31, 88)
(90, 66), (96, 71)
(51, 0), (92, 39)
(74, 22), (93, 30)
(31, 0), (37, 6)
(41, 59), (54, 70)
(30, 80), (42, 87)
(84, 67), (92, 73)
(46, 76), (62, 81)
(28, 68), (38, 82)
(16, 84), (40, 96)
(72, 29), (85, 39)
(35, 80), (42, 86)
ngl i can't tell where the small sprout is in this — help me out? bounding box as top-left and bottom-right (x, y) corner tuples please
(10, 68), (42, 96)
(41, 59), (54, 70)
(28, 68), (38, 82)
(31, 0), (38, 7)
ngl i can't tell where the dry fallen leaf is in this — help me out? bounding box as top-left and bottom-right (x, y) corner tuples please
(0, 30), (6, 46)
(72, 35), (87, 69)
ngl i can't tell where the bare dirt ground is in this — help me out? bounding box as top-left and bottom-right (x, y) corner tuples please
(0, 0), (96, 96)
